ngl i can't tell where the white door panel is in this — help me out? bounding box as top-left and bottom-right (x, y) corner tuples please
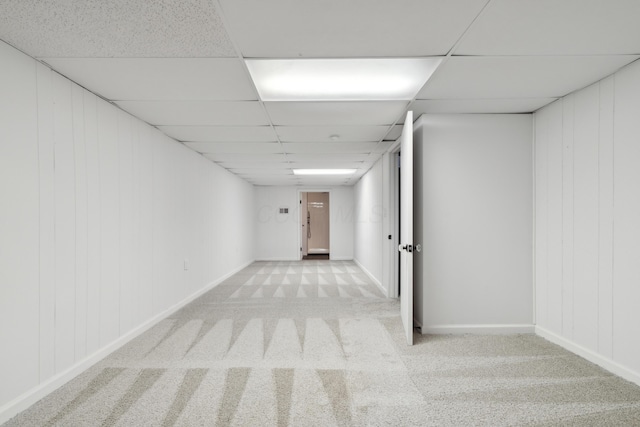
(399, 111), (414, 346)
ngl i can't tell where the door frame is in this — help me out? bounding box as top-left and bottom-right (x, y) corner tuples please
(297, 189), (332, 260)
(381, 146), (401, 298)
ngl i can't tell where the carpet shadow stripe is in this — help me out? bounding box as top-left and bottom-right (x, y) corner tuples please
(216, 368), (251, 427)
(161, 369), (208, 427)
(273, 369), (295, 427)
(184, 320), (218, 357)
(44, 368), (125, 427)
(317, 369), (352, 427)
(100, 368), (165, 427)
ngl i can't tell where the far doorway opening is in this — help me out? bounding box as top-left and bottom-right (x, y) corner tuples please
(300, 192), (330, 260)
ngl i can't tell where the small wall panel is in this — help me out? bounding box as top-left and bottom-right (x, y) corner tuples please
(0, 42), (40, 406)
(72, 84), (88, 361)
(597, 76), (615, 358)
(561, 94), (575, 339)
(534, 107), (549, 327)
(117, 111), (136, 335)
(612, 61), (640, 373)
(52, 73), (77, 373)
(83, 91), (102, 356)
(546, 100), (564, 334)
(35, 63), (56, 383)
(97, 98), (121, 346)
(137, 124), (154, 322)
(572, 83), (600, 352)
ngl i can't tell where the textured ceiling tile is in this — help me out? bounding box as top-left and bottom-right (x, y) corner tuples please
(265, 101), (409, 126)
(409, 98), (557, 114)
(418, 56), (639, 99)
(185, 142), (282, 154)
(456, 0), (640, 55)
(159, 125), (277, 142)
(0, 0), (237, 57)
(115, 101), (269, 126)
(282, 142), (378, 154)
(275, 126), (390, 143)
(42, 58), (257, 101)
(218, 0), (487, 57)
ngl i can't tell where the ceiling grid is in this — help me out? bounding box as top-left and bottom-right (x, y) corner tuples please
(1, 0), (639, 185)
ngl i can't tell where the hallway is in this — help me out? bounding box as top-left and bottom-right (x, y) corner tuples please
(6, 261), (640, 426)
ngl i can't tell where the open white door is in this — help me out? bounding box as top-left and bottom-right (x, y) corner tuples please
(399, 111), (414, 346)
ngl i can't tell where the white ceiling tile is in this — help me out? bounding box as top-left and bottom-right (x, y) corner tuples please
(0, 0), (236, 58)
(289, 161), (364, 169)
(115, 101), (269, 126)
(275, 125), (390, 143)
(218, 0), (487, 57)
(204, 153), (288, 162)
(265, 101), (409, 126)
(372, 141), (395, 153)
(282, 142), (378, 154)
(253, 180), (302, 187)
(456, 0), (640, 55)
(410, 98), (557, 114)
(41, 58), (257, 101)
(159, 126), (277, 142)
(230, 169), (294, 175)
(383, 125), (403, 141)
(219, 161), (290, 169)
(287, 153), (371, 162)
(185, 142), (283, 154)
(418, 56), (639, 99)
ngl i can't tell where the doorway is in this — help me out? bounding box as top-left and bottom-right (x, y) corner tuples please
(300, 192), (330, 260)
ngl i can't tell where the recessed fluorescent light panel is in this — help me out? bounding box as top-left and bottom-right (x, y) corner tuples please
(246, 58), (442, 101)
(293, 169), (356, 175)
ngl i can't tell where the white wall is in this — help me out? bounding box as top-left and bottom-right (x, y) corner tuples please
(0, 41), (254, 420)
(415, 114), (534, 333)
(255, 186), (354, 261)
(354, 158), (385, 286)
(534, 58), (640, 385)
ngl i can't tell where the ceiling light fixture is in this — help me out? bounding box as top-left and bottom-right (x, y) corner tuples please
(293, 169), (356, 175)
(245, 58), (442, 101)
(329, 134), (340, 141)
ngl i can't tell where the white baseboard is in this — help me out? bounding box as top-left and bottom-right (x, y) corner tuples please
(353, 258), (387, 297)
(255, 257), (299, 261)
(421, 324), (535, 335)
(329, 256), (352, 261)
(0, 259), (254, 425)
(535, 325), (640, 388)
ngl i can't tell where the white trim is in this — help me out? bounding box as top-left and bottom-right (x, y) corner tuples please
(0, 259), (254, 425)
(330, 256), (352, 261)
(354, 258), (387, 297)
(422, 324), (535, 334)
(256, 257), (299, 261)
(535, 326), (640, 387)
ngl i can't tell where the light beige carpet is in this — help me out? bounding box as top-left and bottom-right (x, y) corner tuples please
(5, 260), (640, 426)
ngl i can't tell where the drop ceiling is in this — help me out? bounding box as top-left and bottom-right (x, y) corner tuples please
(1, 0), (639, 186)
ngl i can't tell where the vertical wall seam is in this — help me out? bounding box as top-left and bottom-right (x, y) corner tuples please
(70, 82), (78, 366)
(596, 82), (601, 353)
(571, 96), (576, 340)
(559, 99), (563, 334)
(117, 114), (122, 337)
(532, 115), (537, 326)
(82, 95), (89, 354)
(611, 73), (616, 361)
(52, 77), (57, 374)
(96, 101), (103, 348)
(35, 61), (42, 384)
